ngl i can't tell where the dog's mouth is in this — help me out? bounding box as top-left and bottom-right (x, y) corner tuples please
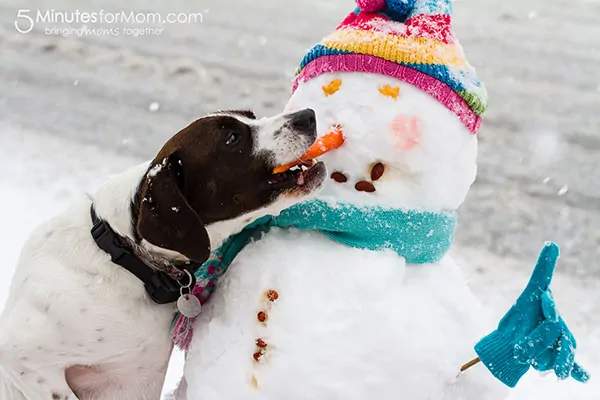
(265, 125), (342, 196)
(267, 159), (326, 193)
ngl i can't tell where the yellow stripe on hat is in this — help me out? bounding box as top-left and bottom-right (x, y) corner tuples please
(322, 29), (466, 68)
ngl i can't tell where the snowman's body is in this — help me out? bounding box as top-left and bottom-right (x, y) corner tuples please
(182, 73), (508, 399)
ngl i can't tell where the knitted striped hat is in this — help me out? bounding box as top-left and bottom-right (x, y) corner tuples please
(292, 0), (488, 134)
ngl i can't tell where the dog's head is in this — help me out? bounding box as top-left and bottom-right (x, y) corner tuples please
(134, 108), (325, 264)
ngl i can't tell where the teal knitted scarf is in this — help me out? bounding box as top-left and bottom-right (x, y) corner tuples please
(172, 199), (457, 348)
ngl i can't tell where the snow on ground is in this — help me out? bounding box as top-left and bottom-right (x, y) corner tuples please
(0, 124), (598, 398)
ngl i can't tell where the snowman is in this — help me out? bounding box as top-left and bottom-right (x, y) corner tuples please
(172, 0), (588, 398)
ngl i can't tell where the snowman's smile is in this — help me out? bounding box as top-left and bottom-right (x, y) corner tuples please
(268, 160), (325, 193)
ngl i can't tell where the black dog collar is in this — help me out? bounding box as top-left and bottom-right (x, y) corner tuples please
(90, 204), (196, 305)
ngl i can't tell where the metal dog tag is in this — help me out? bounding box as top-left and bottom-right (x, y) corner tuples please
(177, 294), (202, 318)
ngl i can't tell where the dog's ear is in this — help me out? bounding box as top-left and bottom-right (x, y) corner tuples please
(136, 152), (211, 263)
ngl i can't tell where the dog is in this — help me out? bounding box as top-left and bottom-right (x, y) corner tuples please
(0, 108), (325, 400)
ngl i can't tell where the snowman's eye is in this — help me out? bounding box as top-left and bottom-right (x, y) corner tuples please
(379, 85), (400, 99)
(322, 79), (342, 96)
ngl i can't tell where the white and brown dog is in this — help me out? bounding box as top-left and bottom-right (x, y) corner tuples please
(0, 109), (325, 400)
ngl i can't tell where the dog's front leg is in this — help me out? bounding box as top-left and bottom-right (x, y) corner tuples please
(0, 361), (77, 400)
(0, 332), (78, 400)
(0, 295), (80, 400)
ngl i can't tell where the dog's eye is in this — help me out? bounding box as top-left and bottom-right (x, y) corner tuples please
(225, 132), (240, 146)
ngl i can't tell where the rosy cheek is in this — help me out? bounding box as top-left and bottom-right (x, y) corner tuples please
(391, 115), (421, 150)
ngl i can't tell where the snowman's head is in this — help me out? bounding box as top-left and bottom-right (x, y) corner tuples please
(284, 0), (488, 212)
(286, 71), (478, 212)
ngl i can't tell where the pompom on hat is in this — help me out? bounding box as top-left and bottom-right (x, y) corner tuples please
(293, 0), (488, 134)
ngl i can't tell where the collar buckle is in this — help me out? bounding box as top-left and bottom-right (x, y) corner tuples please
(91, 217), (131, 263)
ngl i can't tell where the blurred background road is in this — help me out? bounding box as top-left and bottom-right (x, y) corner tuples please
(1, 0), (599, 276)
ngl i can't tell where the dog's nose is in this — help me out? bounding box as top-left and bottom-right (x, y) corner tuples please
(288, 109), (316, 133)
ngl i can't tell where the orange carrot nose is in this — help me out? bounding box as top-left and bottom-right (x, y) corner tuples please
(273, 127), (345, 174)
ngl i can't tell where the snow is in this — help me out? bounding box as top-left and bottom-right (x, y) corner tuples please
(0, 122), (598, 399)
(365, 17), (410, 36)
(557, 185), (569, 196)
(149, 102), (161, 112)
(148, 158), (168, 177)
(148, 164), (163, 177)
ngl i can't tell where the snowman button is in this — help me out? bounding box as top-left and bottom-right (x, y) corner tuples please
(266, 290), (279, 301)
(257, 311), (267, 322)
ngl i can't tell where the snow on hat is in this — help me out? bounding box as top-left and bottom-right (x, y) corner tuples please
(292, 0), (488, 134)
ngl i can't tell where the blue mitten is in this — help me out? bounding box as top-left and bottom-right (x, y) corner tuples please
(474, 242), (590, 387)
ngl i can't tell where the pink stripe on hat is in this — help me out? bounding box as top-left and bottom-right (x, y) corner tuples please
(293, 54), (482, 134)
